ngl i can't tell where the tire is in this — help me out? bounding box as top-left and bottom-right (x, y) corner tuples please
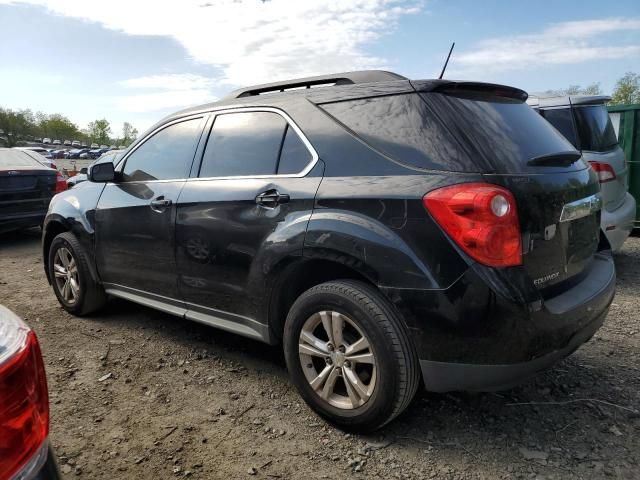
(48, 232), (106, 315)
(283, 280), (420, 432)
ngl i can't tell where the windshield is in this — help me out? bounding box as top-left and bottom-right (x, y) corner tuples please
(573, 105), (618, 152)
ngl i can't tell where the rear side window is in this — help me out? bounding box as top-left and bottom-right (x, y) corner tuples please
(422, 91), (579, 172)
(199, 111), (313, 177)
(278, 125), (312, 174)
(540, 108), (578, 148)
(320, 93), (474, 172)
(122, 118), (202, 182)
(573, 105), (618, 152)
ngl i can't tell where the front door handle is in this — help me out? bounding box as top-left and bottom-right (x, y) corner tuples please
(255, 190), (290, 208)
(150, 196), (172, 213)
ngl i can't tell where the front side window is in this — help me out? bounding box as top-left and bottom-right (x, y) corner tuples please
(573, 105), (618, 152)
(540, 108), (578, 148)
(122, 118), (203, 182)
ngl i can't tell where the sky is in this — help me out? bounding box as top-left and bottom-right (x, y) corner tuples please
(0, 0), (638, 136)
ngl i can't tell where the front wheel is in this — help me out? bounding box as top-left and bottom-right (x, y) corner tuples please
(283, 280), (420, 431)
(48, 232), (106, 315)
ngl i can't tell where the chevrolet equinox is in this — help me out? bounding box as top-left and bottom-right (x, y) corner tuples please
(43, 71), (615, 431)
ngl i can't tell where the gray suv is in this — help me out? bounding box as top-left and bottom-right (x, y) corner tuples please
(528, 95), (635, 251)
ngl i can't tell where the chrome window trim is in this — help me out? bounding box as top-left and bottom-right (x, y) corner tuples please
(190, 106), (319, 182)
(114, 113), (206, 177)
(113, 107), (318, 185)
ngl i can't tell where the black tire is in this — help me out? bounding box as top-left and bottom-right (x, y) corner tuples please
(283, 280), (420, 432)
(48, 232), (106, 315)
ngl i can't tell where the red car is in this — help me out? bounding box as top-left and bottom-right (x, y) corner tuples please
(0, 305), (60, 480)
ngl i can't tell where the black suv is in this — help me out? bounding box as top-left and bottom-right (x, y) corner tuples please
(43, 71), (615, 431)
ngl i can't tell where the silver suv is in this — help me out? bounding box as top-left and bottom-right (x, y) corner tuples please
(529, 95), (636, 251)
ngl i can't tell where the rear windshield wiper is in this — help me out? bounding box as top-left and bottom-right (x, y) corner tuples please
(527, 151), (581, 167)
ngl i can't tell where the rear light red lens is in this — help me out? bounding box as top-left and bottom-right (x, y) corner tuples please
(54, 171), (67, 193)
(589, 161), (616, 183)
(423, 183), (522, 267)
(0, 307), (49, 480)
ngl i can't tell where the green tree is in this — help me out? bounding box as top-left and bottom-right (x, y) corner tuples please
(88, 119), (112, 144)
(610, 72), (640, 105)
(121, 122), (139, 146)
(0, 108), (38, 146)
(544, 82), (602, 96)
(40, 114), (81, 141)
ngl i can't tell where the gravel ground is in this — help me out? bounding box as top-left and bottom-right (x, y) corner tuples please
(1, 229), (639, 480)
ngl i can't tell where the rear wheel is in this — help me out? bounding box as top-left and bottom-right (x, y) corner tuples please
(48, 232), (106, 315)
(284, 280), (419, 431)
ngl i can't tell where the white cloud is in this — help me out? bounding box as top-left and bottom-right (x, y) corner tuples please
(2, 0), (422, 86)
(452, 17), (640, 76)
(116, 74), (218, 113)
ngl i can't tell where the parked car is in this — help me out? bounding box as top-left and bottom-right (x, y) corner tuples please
(66, 148), (90, 159)
(52, 140), (61, 146)
(99, 144), (109, 149)
(42, 71), (615, 431)
(16, 148), (58, 169)
(1, 148), (65, 233)
(529, 95), (636, 251)
(79, 152), (91, 159)
(71, 140), (81, 147)
(42, 138), (51, 145)
(50, 149), (67, 159)
(63, 140), (71, 146)
(90, 143), (99, 148)
(0, 305), (61, 479)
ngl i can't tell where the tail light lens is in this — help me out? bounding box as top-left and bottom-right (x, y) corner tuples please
(0, 306), (50, 480)
(54, 171), (67, 193)
(423, 183), (522, 267)
(589, 161), (616, 183)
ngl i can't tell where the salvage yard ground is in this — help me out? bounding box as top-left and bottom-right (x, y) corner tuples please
(1, 230), (639, 479)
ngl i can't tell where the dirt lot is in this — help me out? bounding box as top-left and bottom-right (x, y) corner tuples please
(1, 230), (639, 480)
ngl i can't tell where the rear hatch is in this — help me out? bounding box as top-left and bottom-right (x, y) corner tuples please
(416, 82), (601, 291)
(0, 151), (57, 220)
(573, 103), (628, 211)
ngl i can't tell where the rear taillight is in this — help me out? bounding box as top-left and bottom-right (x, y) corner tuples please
(589, 161), (616, 183)
(423, 183), (522, 267)
(54, 172), (67, 193)
(0, 306), (49, 480)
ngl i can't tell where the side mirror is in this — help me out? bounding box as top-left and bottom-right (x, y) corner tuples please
(89, 162), (116, 183)
(80, 167), (88, 174)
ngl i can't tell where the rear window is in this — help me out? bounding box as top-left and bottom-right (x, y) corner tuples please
(320, 93), (475, 172)
(573, 105), (618, 152)
(0, 150), (45, 168)
(540, 108), (578, 148)
(421, 91), (579, 172)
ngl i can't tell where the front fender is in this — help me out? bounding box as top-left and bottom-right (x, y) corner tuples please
(42, 183), (105, 283)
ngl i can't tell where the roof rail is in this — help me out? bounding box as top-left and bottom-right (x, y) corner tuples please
(223, 70), (407, 100)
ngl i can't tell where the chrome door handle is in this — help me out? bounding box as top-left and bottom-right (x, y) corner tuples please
(255, 190), (290, 208)
(150, 196), (172, 212)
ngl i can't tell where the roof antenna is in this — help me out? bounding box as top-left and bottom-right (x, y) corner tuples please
(438, 42), (455, 79)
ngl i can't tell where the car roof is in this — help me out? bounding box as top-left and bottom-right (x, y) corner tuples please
(141, 70), (526, 138)
(0, 148), (52, 170)
(527, 94), (611, 108)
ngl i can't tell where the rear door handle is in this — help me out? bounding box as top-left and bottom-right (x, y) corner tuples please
(255, 190), (290, 208)
(150, 196), (172, 212)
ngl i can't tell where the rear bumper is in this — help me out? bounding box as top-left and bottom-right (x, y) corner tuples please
(420, 308), (605, 392)
(602, 192), (636, 251)
(386, 252), (615, 392)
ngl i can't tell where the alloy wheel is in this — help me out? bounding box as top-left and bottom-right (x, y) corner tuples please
(53, 247), (80, 305)
(298, 310), (377, 409)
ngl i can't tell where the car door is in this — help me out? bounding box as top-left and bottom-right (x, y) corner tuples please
(175, 108), (322, 338)
(95, 115), (206, 307)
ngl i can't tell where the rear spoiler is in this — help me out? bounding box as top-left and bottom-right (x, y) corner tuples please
(411, 80), (528, 102)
